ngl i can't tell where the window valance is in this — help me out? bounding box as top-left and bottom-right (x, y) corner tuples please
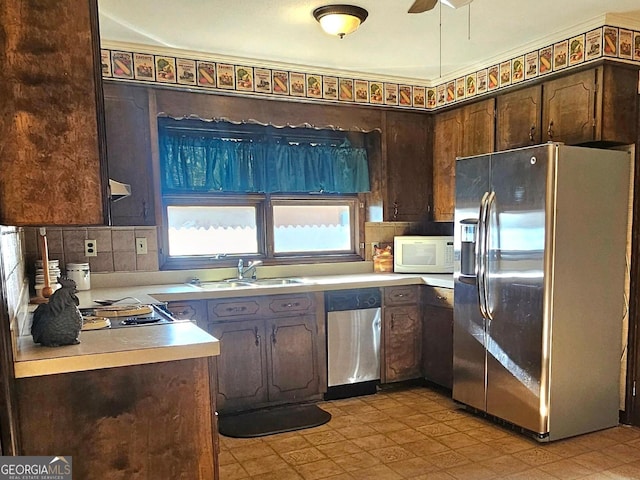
(159, 119), (371, 194)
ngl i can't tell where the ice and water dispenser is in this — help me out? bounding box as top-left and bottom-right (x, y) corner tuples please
(460, 219), (478, 276)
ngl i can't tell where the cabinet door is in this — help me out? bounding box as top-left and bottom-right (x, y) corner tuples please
(267, 315), (319, 402)
(103, 82), (155, 226)
(385, 111), (432, 222)
(433, 109), (463, 222)
(462, 98), (495, 157)
(496, 85), (542, 151)
(208, 320), (268, 412)
(542, 69), (596, 144)
(383, 305), (422, 383)
(0, 0), (106, 225)
(422, 287), (454, 389)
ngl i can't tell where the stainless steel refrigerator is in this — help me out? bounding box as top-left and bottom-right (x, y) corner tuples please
(453, 143), (630, 441)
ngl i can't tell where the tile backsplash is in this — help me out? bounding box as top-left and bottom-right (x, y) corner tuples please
(24, 226), (159, 275)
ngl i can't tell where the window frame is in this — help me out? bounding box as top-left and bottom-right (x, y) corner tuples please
(159, 193), (363, 270)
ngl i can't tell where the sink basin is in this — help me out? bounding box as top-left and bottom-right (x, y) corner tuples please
(187, 280), (256, 290)
(252, 278), (308, 286)
(186, 278), (309, 289)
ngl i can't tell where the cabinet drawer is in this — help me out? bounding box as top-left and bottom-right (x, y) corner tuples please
(208, 298), (262, 320)
(422, 287), (453, 308)
(265, 294), (315, 316)
(385, 286), (419, 306)
(166, 301), (205, 323)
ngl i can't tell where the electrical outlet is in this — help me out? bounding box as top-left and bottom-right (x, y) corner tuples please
(136, 237), (148, 255)
(84, 239), (97, 257)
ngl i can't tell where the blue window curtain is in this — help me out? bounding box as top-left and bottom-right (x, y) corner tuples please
(159, 124), (370, 194)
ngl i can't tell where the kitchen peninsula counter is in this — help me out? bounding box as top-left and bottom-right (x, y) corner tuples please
(14, 323), (220, 479)
(14, 321), (219, 378)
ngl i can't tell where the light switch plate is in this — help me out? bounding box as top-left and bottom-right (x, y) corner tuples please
(136, 237), (148, 255)
(85, 239), (97, 257)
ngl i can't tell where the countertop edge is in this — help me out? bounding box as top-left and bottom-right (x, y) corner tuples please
(14, 322), (220, 378)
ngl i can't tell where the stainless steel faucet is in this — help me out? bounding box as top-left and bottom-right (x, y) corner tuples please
(237, 259), (262, 280)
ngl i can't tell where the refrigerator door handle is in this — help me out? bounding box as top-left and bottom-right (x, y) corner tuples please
(477, 192), (490, 319)
(483, 191), (496, 321)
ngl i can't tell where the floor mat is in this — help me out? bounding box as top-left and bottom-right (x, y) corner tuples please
(218, 403), (331, 438)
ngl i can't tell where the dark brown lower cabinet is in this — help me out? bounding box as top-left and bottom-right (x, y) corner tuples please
(16, 359), (218, 480)
(422, 287), (454, 389)
(382, 286), (422, 383)
(207, 293), (323, 413)
(383, 305), (423, 383)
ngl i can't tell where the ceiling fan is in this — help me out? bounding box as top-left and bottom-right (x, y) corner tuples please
(408, 0), (473, 13)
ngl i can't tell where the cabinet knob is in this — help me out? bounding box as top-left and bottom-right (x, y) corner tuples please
(529, 125), (536, 142)
(272, 324), (277, 344)
(547, 120), (554, 139)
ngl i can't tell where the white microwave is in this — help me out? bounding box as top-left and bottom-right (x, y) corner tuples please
(393, 236), (454, 274)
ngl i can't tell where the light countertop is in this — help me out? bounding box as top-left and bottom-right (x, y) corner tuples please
(73, 272), (454, 308)
(14, 321), (219, 378)
(17, 271), (452, 379)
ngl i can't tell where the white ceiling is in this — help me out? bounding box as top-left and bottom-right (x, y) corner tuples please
(98, 0), (640, 83)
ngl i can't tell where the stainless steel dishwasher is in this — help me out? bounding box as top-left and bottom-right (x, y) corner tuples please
(325, 288), (382, 400)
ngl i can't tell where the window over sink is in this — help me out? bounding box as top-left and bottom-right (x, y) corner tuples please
(157, 118), (371, 269)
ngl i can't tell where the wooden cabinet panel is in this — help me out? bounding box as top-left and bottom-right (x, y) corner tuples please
(208, 293), (322, 412)
(383, 305), (422, 383)
(385, 111), (432, 222)
(462, 98), (495, 157)
(166, 300), (206, 324)
(542, 69), (597, 144)
(103, 82), (155, 226)
(433, 109), (463, 222)
(267, 315), (319, 402)
(208, 298), (262, 320)
(209, 319), (268, 411)
(0, 0), (106, 225)
(422, 286), (454, 308)
(433, 98), (494, 222)
(496, 84), (542, 151)
(266, 294), (315, 315)
(385, 285), (420, 306)
(16, 359), (216, 479)
(422, 287), (454, 389)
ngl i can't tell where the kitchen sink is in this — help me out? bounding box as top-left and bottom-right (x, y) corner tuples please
(187, 280), (256, 290)
(252, 278), (308, 286)
(186, 277), (310, 290)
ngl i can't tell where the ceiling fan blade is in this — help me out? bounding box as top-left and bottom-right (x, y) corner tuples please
(408, 0), (438, 14)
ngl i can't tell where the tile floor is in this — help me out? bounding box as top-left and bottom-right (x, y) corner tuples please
(218, 384), (640, 479)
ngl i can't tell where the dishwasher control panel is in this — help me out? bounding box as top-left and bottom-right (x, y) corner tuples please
(325, 288), (381, 311)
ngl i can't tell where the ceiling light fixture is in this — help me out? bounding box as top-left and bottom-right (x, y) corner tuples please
(313, 5), (368, 39)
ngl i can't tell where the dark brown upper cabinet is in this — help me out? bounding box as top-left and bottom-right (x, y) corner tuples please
(103, 83), (155, 226)
(0, 0), (107, 226)
(542, 64), (637, 145)
(433, 98), (494, 222)
(384, 111), (432, 222)
(496, 84), (543, 151)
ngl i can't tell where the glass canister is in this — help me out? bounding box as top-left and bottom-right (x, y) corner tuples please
(66, 262), (91, 290)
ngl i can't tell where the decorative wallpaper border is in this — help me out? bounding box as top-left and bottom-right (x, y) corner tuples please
(101, 25), (640, 111)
